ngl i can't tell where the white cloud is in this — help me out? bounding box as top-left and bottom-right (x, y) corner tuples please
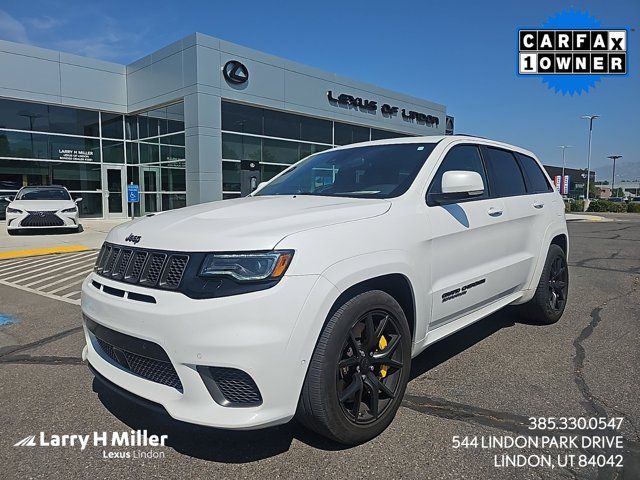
(27, 15), (65, 30)
(0, 9), (29, 43)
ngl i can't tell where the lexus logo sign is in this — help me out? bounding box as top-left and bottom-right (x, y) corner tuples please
(223, 60), (249, 84)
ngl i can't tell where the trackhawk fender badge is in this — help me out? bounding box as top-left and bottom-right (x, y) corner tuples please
(442, 278), (486, 303)
(125, 233), (142, 244)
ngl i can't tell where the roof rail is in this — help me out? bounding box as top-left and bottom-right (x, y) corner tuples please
(452, 133), (487, 139)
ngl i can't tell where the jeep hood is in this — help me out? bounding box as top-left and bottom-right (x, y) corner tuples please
(107, 195), (391, 251)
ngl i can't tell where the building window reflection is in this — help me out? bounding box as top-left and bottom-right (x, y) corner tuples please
(0, 99), (185, 217)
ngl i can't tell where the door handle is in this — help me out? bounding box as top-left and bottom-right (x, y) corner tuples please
(533, 201), (544, 209)
(487, 207), (503, 217)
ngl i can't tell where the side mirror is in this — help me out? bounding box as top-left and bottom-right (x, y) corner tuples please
(74, 197), (83, 204)
(3, 196), (14, 202)
(441, 170), (484, 195)
(427, 170), (485, 206)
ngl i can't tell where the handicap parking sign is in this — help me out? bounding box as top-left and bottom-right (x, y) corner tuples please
(127, 184), (140, 203)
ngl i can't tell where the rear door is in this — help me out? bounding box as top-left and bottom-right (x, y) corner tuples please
(513, 151), (558, 284)
(426, 144), (509, 329)
(481, 146), (542, 294)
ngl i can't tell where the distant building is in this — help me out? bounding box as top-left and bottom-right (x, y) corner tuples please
(595, 185), (612, 199)
(543, 165), (595, 198)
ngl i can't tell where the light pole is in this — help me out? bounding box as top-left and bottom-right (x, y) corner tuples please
(558, 145), (573, 195)
(607, 155), (622, 198)
(581, 115), (599, 209)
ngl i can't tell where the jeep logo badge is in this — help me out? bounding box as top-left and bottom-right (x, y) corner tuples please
(125, 233), (142, 244)
(223, 60), (249, 84)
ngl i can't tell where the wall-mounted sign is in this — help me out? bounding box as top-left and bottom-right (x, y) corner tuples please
(223, 60), (249, 84)
(327, 90), (439, 128)
(58, 149), (94, 162)
(445, 116), (454, 135)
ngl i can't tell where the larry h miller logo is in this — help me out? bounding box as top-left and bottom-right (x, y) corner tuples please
(517, 9), (629, 95)
(14, 430), (167, 459)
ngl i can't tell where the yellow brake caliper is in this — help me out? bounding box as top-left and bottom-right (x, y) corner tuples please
(378, 335), (388, 378)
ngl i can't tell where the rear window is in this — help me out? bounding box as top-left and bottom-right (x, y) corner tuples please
(484, 148), (527, 197)
(516, 153), (552, 193)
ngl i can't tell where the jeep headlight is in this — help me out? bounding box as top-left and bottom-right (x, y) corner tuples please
(199, 251), (294, 281)
(6, 207), (23, 214)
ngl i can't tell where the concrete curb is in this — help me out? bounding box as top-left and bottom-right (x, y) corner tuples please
(0, 245), (89, 260)
(565, 214), (610, 222)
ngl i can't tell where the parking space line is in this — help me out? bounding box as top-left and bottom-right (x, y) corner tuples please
(4, 255), (97, 283)
(62, 290), (82, 299)
(38, 269), (95, 293)
(0, 251), (96, 278)
(21, 258), (97, 287)
(0, 251), (91, 275)
(0, 278), (81, 305)
(0, 250), (99, 306)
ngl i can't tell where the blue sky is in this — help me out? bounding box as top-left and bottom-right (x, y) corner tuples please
(0, 0), (638, 179)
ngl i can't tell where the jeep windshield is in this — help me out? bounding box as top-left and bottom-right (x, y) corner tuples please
(16, 187), (71, 201)
(254, 143), (437, 199)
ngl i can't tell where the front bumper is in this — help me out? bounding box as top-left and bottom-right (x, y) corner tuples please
(6, 210), (79, 229)
(81, 271), (339, 429)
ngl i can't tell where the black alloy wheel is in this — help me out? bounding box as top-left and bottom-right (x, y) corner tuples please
(519, 244), (569, 324)
(337, 310), (405, 424)
(297, 290), (411, 445)
(548, 255), (568, 312)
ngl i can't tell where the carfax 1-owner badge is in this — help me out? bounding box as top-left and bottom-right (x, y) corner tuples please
(517, 9), (628, 94)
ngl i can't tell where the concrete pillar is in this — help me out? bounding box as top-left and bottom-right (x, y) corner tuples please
(183, 91), (222, 205)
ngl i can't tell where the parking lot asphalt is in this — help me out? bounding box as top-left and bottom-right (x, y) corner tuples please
(0, 215), (638, 479)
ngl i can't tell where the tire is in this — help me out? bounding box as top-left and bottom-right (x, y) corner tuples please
(520, 244), (569, 324)
(297, 290), (411, 445)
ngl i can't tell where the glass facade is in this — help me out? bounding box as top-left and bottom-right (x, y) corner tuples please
(220, 101), (412, 197)
(1, 97), (415, 212)
(0, 99), (185, 217)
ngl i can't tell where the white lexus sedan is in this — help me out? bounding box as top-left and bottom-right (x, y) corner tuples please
(5, 185), (82, 234)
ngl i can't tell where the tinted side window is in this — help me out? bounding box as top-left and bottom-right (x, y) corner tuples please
(485, 148), (526, 197)
(429, 145), (487, 195)
(516, 153), (552, 193)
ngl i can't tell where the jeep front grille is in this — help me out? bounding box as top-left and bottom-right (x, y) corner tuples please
(95, 243), (189, 290)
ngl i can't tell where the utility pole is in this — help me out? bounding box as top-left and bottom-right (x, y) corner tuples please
(607, 155), (622, 198)
(581, 115), (599, 210)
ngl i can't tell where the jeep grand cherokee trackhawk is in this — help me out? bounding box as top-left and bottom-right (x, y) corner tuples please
(81, 136), (569, 445)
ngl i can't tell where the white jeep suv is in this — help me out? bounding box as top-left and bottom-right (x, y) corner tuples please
(82, 135), (568, 445)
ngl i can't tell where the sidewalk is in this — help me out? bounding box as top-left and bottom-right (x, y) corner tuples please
(0, 218), (130, 257)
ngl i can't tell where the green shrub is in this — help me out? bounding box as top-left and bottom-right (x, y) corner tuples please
(564, 201), (571, 213)
(570, 200), (585, 212)
(627, 203), (640, 213)
(587, 200), (628, 213)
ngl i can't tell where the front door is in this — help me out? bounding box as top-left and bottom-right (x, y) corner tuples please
(102, 165), (126, 219)
(425, 144), (513, 329)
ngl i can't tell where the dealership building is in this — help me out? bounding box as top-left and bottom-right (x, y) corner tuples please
(0, 33), (450, 218)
